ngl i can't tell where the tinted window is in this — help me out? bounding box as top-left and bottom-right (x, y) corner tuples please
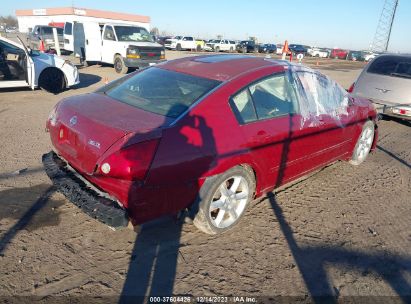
(64, 22), (72, 35)
(105, 68), (221, 118)
(0, 40), (21, 52)
(368, 56), (411, 79)
(230, 89), (257, 124)
(103, 26), (116, 41)
(42, 27), (53, 35)
(57, 28), (63, 35)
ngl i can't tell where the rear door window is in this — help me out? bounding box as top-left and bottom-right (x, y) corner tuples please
(230, 73), (299, 124)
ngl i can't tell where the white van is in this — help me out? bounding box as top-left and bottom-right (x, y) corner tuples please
(64, 22), (165, 73)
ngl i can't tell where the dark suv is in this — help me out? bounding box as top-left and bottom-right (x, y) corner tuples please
(288, 44), (308, 55)
(236, 40), (257, 53)
(28, 25), (64, 51)
(258, 44), (277, 53)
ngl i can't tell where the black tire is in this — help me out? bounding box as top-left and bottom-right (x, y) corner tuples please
(192, 166), (255, 235)
(114, 55), (128, 74)
(242, 47), (247, 54)
(215, 46), (220, 52)
(38, 68), (65, 94)
(196, 44), (202, 52)
(350, 120), (375, 166)
(176, 44), (182, 51)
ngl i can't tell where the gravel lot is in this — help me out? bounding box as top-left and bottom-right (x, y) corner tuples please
(0, 52), (410, 302)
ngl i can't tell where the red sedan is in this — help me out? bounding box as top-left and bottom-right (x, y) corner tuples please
(43, 55), (378, 234)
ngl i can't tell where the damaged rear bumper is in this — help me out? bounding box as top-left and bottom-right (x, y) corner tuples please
(42, 151), (129, 229)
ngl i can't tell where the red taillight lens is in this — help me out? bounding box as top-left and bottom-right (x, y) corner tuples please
(99, 139), (159, 181)
(347, 82), (355, 93)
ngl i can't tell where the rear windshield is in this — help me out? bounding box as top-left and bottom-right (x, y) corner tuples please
(368, 56), (411, 79)
(105, 68), (221, 118)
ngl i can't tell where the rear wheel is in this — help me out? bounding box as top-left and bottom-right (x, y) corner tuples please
(38, 68), (65, 94)
(176, 44), (182, 51)
(350, 120), (375, 165)
(114, 55), (128, 74)
(196, 44), (202, 52)
(192, 166), (255, 235)
(215, 46), (220, 52)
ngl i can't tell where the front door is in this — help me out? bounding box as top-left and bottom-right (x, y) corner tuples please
(101, 25), (117, 64)
(0, 39), (30, 89)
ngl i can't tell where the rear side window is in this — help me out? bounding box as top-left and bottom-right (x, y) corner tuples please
(105, 68), (221, 118)
(368, 56), (411, 79)
(230, 73), (298, 124)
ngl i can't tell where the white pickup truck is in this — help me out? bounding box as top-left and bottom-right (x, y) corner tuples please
(308, 47), (329, 58)
(64, 22), (165, 73)
(204, 39), (237, 52)
(164, 36), (198, 51)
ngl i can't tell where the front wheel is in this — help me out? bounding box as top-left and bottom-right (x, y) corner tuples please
(192, 166), (255, 235)
(114, 55), (128, 74)
(350, 120), (375, 166)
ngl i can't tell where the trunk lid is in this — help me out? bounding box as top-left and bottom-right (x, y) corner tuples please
(52, 92), (171, 174)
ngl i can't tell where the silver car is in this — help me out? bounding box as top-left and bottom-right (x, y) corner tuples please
(350, 54), (411, 120)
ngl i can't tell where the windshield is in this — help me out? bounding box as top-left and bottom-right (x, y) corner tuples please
(114, 26), (153, 42)
(105, 68), (221, 118)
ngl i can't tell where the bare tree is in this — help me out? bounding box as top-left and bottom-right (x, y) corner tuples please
(0, 15), (18, 28)
(150, 27), (159, 37)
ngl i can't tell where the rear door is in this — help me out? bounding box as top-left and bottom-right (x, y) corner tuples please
(229, 71), (311, 188)
(355, 55), (411, 108)
(64, 22), (74, 52)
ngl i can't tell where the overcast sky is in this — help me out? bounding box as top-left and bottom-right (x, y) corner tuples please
(3, 0), (410, 52)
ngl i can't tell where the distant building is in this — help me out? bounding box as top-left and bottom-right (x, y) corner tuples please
(16, 7), (151, 33)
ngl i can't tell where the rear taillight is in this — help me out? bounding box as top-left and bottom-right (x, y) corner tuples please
(347, 82), (355, 93)
(99, 139), (159, 181)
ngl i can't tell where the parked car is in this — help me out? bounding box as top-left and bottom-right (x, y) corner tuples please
(288, 44), (308, 56)
(330, 48), (349, 59)
(276, 44), (284, 55)
(65, 22), (165, 74)
(347, 50), (365, 61)
(364, 52), (380, 62)
(0, 36), (79, 93)
(308, 47), (329, 58)
(43, 55), (378, 234)
(258, 44), (277, 54)
(237, 40), (257, 53)
(349, 54), (411, 120)
(156, 36), (172, 46)
(164, 36), (198, 51)
(204, 39), (236, 52)
(28, 25), (64, 51)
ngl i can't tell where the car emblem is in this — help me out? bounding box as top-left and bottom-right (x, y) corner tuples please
(69, 116), (78, 126)
(375, 88), (391, 94)
(88, 139), (101, 149)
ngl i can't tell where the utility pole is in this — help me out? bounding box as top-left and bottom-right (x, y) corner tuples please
(370, 0), (399, 53)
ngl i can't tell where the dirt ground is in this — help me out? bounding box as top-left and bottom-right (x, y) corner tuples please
(0, 52), (410, 303)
